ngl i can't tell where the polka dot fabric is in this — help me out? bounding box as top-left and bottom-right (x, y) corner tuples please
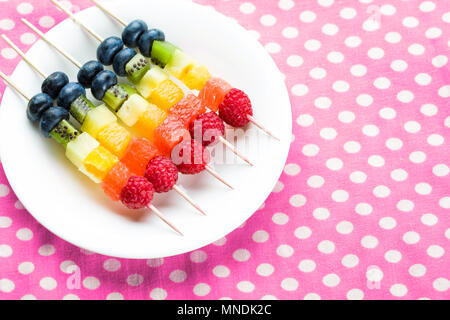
(0, 0), (449, 300)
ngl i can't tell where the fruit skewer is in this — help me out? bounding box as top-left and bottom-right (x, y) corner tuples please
(89, 0), (279, 141)
(0, 71), (183, 236)
(2, 34), (207, 216)
(21, 18), (233, 190)
(51, 0), (255, 164)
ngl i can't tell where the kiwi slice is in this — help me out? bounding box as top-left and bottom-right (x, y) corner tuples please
(70, 95), (96, 124)
(102, 83), (137, 112)
(50, 119), (80, 148)
(151, 41), (177, 67)
(125, 54), (150, 84)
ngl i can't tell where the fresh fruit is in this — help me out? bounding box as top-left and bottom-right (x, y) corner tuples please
(91, 70), (118, 100)
(39, 106), (70, 138)
(57, 82), (86, 110)
(97, 36), (123, 66)
(151, 40), (176, 67)
(117, 93), (150, 127)
(135, 66), (168, 99)
(49, 119), (79, 148)
(96, 122), (132, 158)
(169, 94), (205, 127)
(120, 176), (154, 210)
(164, 49), (194, 79)
(77, 61), (104, 88)
(66, 132), (100, 168)
(81, 104), (117, 138)
(70, 94), (95, 124)
(125, 53), (150, 84)
(182, 64), (211, 91)
(113, 48), (137, 77)
(172, 139), (210, 175)
(154, 115), (190, 156)
(189, 112), (225, 146)
(121, 137), (159, 176)
(102, 162), (133, 201)
(150, 79), (184, 111)
(41, 71), (69, 99)
(82, 146), (119, 182)
(219, 88), (253, 127)
(198, 77), (232, 112)
(145, 156), (178, 193)
(103, 84), (136, 112)
(139, 29), (165, 57)
(122, 19), (148, 48)
(27, 93), (53, 122)
(134, 104), (168, 142)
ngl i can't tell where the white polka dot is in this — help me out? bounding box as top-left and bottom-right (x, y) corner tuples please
(302, 144), (319, 157)
(421, 213), (438, 226)
(294, 226), (312, 240)
(20, 32), (36, 45)
(385, 31), (402, 43)
(126, 274), (143, 287)
(40, 277), (57, 291)
(213, 265), (230, 278)
(83, 276), (100, 290)
(286, 55), (303, 67)
(260, 14), (277, 26)
(0, 217), (12, 228)
(265, 42), (281, 53)
(146, 258), (164, 267)
(296, 114), (314, 127)
(322, 23), (339, 35)
(403, 231), (420, 244)
(356, 94), (373, 107)
(342, 254), (359, 268)
(327, 51), (344, 63)
(193, 283), (210, 297)
(368, 47), (384, 60)
(314, 97), (332, 109)
(428, 245), (445, 258)
(21, 294), (36, 300)
(38, 244), (55, 256)
(318, 0), (334, 7)
(17, 2), (33, 14)
(290, 194), (306, 207)
(106, 292), (124, 300)
(397, 200), (415, 212)
(363, 124), (380, 137)
(14, 201), (24, 210)
(60, 261), (77, 274)
(304, 39), (321, 51)
(313, 207), (330, 220)
(426, 27), (442, 39)
(0, 19), (14, 30)
(336, 221), (353, 234)
(440, 197), (450, 209)
(261, 295), (277, 300)
(373, 77), (391, 89)
(273, 181), (284, 193)
(345, 36), (362, 48)
(350, 64), (367, 77)
(18, 262), (34, 275)
(282, 26), (298, 38)
(404, 121), (421, 133)
(427, 134), (444, 146)
(379, 217), (397, 230)
(385, 250), (402, 263)
(281, 278), (298, 291)
(432, 55), (448, 68)
(373, 185), (390, 198)
(326, 158), (343, 171)
(363, 18), (380, 32)
(347, 289), (364, 300)
(397, 90), (414, 103)
(0, 244), (12, 258)
(340, 7), (357, 19)
(420, 1), (436, 12)
(332, 190), (349, 202)
(390, 284), (408, 297)
(350, 171), (367, 184)
(433, 164), (449, 177)
(355, 203), (373, 216)
(318, 240), (335, 254)
(252, 230), (269, 243)
(190, 250), (207, 263)
(408, 43), (425, 56)
(299, 10), (316, 23)
(256, 263), (274, 277)
(233, 249), (251, 262)
(391, 59), (408, 72)
(279, 0), (295, 10)
(439, 85), (450, 98)
(323, 274), (340, 287)
(338, 111), (355, 123)
(361, 235), (378, 248)
(415, 73), (432, 86)
(409, 264), (426, 277)
(386, 138), (403, 151)
(0, 279), (15, 293)
(239, 2), (255, 14)
(443, 12), (450, 23)
(39, 16), (55, 28)
(277, 244), (294, 257)
(433, 278), (450, 292)
(150, 288), (168, 300)
(379, 107), (396, 120)
(307, 175), (325, 188)
(298, 259), (316, 272)
(344, 141), (361, 153)
(292, 84), (309, 96)
(320, 127), (338, 140)
(1, 48), (17, 60)
(415, 183), (432, 195)
(169, 270), (187, 283)
(403, 16), (419, 28)
(272, 212), (289, 225)
(16, 228), (33, 241)
(309, 67), (327, 79)
(304, 293), (321, 300)
(236, 281), (255, 293)
(409, 151), (427, 164)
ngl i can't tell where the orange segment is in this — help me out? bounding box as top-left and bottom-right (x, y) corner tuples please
(150, 79), (184, 112)
(169, 94), (206, 127)
(198, 77), (232, 112)
(154, 115), (190, 156)
(83, 146), (119, 182)
(97, 122), (132, 159)
(102, 162), (132, 201)
(182, 65), (211, 90)
(121, 137), (160, 176)
(134, 104), (168, 142)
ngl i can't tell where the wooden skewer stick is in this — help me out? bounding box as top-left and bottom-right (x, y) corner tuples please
(91, 0), (127, 27)
(0, 70), (31, 101)
(205, 165), (233, 190)
(148, 204), (184, 236)
(247, 115), (280, 141)
(218, 136), (253, 166)
(173, 185), (206, 216)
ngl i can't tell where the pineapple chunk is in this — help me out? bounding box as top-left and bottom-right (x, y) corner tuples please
(97, 122), (132, 158)
(81, 146), (119, 182)
(182, 64), (212, 90)
(66, 132), (100, 169)
(164, 49), (195, 79)
(136, 66), (168, 99)
(81, 105), (117, 139)
(117, 94), (150, 127)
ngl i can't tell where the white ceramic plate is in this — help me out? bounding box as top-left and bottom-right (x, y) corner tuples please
(0, 0), (291, 259)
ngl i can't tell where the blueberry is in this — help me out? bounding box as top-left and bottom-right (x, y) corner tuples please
(41, 72), (69, 99)
(91, 70), (118, 100)
(27, 93), (54, 122)
(122, 20), (148, 48)
(39, 106), (70, 138)
(97, 36), (124, 66)
(138, 29), (165, 57)
(77, 61), (104, 88)
(113, 48), (137, 76)
(57, 82), (86, 110)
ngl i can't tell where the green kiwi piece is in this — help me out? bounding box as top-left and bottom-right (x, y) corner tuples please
(125, 54), (151, 84)
(70, 95), (96, 124)
(102, 83), (137, 112)
(151, 41), (177, 67)
(50, 119), (80, 148)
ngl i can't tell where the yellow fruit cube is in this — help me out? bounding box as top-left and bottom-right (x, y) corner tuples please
(97, 122), (132, 158)
(134, 104), (168, 142)
(136, 66), (168, 99)
(81, 146), (119, 182)
(164, 49), (195, 79)
(182, 64), (211, 90)
(81, 105), (117, 139)
(66, 132), (99, 169)
(117, 94), (150, 127)
(150, 79), (184, 112)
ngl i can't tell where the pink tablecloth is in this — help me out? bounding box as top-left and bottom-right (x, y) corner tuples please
(0, 0), (449, 300)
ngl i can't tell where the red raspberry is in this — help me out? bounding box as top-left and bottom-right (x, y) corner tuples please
(218, 88), (253, 127)
(171, 139), (210, 175)
(189, 112), (225, 146)
(145, 156), (179, 193)
(120, 176), (154, 210)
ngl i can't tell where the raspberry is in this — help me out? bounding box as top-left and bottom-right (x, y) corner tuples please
(145, 156), (179, 193)
(120, 176), (154, 210)
(189, 112), (225, 146)
(218, 88), (253, 127)
(171, 139), (210, 175)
